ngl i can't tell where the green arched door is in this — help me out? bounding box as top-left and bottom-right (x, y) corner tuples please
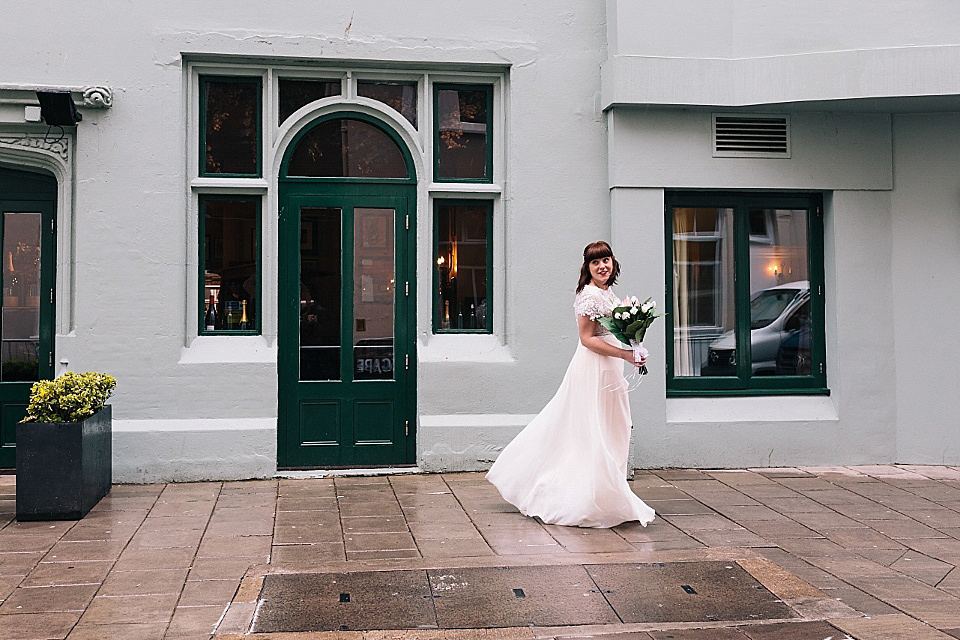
(278, 114), (417, 468)
(0, 167), (56, 468)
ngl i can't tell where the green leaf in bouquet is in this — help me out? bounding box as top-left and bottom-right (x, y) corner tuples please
(633, 326), (648, 343)
(624, 319), (644, 338)
(597, 317), (629, 346)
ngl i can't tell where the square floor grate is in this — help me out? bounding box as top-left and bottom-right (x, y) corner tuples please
(253, 561), (798, 633)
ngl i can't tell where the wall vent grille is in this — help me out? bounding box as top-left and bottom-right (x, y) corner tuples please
(713, 114), (790, 158)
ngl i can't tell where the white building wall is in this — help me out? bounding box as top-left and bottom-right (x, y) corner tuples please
(609, 0), (960, 59)
(890, 113), (960, 465)
(601, 0), (960, 467)
(1, 2), (612, 480)
(603, 0), (960, 109)
(608, 109), (903, 468)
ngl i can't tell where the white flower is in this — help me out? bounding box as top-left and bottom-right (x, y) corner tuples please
(630, 307), (639, 315)
(641, 302), (652, 313)
(650, 300), (657, 308)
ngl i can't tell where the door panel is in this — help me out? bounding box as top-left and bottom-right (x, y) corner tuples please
(279, 187), (415, 468)
(354, 401), (393, 444)
(0, 168), (57, 468)
(299, 401), (340, 445)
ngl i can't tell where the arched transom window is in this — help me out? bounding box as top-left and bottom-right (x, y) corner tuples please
(287, 118), (408, 178)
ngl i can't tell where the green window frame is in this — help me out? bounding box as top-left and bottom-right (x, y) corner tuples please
(198, 195), (262, 336)
(433, 200), (493, 334)
(199, 75), (263, 178)
(665, 191), (827, 396)
(433, 84), (493, 183)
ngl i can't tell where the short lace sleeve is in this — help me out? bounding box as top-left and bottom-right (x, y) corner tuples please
(574, 287), (609, 321)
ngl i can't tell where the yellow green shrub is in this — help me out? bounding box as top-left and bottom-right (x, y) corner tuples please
(21, 372), (116, 424)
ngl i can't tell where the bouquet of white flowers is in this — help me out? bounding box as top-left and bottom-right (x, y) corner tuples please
(597, 296), (663, 374)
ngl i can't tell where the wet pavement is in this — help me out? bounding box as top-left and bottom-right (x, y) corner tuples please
(0, 465), (959, 639)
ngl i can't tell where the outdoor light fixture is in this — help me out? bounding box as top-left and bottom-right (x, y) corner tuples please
(35, 90), (82, 126)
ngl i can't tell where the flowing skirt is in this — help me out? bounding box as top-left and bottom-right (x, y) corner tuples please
(486, 335), (656, 528)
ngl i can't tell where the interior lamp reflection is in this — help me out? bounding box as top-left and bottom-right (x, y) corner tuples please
(771, 262), (786, 284)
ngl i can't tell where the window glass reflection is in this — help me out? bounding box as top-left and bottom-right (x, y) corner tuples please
(436, 86), (490, 180)
(747, 209), (810, 377)
(202, 199), (258, 332)
(357, 81), (417, 128)
(202, 78), (260, 175)
(353, 208), (395, 381)
(287, 119), (408, 178)
(2, 212), (41, 382)
(672, 207), (735, 377)
(436, 203), (489, 332)
(300, 208), (341, 381)
(278, 78), (341, 125)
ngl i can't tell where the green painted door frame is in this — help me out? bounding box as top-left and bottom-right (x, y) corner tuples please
(0, 167), (57, 469)
(277, 114), (417, 468)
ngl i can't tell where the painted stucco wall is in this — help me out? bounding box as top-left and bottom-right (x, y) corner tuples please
(608, 0), (960, 58)
(1, 2), (611, 480)
(607, 107), (902, 468)
(603, 0), (960, 109)
(599, 1), (960, 467)
(890, 113), (960, 465)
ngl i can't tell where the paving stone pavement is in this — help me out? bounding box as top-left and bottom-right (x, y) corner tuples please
(1, 465), (959, 639)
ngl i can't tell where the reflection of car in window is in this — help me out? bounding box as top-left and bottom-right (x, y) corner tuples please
(775, 324), (812, 375)
(701, 281), (810, 376)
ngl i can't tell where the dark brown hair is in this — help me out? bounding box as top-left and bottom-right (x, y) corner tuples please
(576, 241), (621, 293)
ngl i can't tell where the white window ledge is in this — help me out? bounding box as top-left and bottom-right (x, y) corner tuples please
(190, 177), (269, 192)
(667, 395), (838, 424)
(418, 333), (514, 363)
(428, 183), (502, 195)
(180, 335), (277, 364)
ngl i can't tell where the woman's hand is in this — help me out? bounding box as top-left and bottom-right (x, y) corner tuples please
(622, 349), (647, 367)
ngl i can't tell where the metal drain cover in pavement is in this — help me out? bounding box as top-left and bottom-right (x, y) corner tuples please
(253, 561), (797, 632)
(255, 570), (436, 632)
(585, 561), (796, 624)
(431, 565), (620, 629)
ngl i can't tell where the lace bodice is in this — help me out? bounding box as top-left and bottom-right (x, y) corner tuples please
(574, 284), (619, 336)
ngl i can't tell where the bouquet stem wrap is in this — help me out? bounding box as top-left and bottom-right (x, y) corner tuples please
(629, 339), (649, 375)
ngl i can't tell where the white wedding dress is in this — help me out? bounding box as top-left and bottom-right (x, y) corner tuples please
(486, 284), (656, 528)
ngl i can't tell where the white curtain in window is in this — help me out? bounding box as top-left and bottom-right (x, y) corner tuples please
(672, 212), (694, 377)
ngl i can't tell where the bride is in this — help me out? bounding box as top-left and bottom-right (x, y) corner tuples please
(486, 241), (656, 528)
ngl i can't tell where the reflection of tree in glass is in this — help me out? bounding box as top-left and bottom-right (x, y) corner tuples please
(440, 90), (486, 150)
(16, 242), (40, 290)
(7, 240), (41, 299)
(357, 82), (417, 127)
(289, 119), (407, 178)
(205, 82), (258, 174)
(278, 79), (340, 124)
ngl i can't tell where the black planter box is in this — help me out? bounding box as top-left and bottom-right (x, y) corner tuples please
(16, 405), (112, 521)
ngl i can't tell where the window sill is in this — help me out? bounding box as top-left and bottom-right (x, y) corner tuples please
(191, 177), (269, 192)
(418, 333), (514, 363)
(180, 334), (276, 364)
(667, 387), (830, 398)
(667, 394), (838, 424)
(429, 183), (501, 195)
